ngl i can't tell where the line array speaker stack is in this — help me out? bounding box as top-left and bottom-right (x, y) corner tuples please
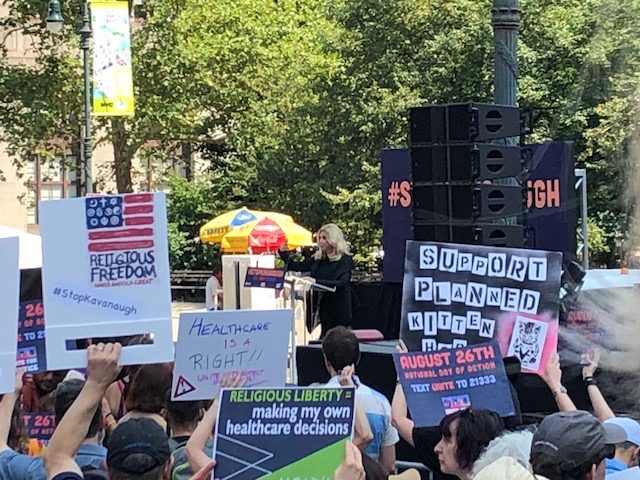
(409, 103), (532, 247)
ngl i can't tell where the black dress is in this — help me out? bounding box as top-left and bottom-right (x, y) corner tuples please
(281, 251), (354, 336)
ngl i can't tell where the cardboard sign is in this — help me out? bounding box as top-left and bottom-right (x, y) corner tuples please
(171, 310), (292, 401)
(244, 267), (285, 289)
(213, 387), (354, 479)
(39, 193), (173, 370)
(17, 299), (47, 373)
(0, 237), (20, 394)
(394, 342), (515, 426)
(23, 412), (56, 447)
(401, 241), (562, 374)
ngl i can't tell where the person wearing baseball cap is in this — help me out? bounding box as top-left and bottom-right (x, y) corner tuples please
(530, 410), (625, 480)
(107, 417), (171, 480)
(602, 417), (640, 475)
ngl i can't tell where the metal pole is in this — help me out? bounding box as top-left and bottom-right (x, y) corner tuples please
(575, 169), (589, 269)
(492, 0), (520, 106)
(80, 0), (93, 195)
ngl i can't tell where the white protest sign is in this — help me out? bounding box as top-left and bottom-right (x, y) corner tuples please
(172, 309), (292, 401)
(0, 237), (20, 394)
(40, 193), (173, 370)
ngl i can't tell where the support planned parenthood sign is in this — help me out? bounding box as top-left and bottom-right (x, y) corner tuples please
(401, 242), (562, 374)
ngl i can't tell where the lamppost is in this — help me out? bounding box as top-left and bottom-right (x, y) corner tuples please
(46, 0), (93, 195)
(491, 0), (521, 107)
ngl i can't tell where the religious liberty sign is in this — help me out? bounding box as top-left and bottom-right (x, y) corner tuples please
(213, 387), (355, 479)
(401, 241), (562, 374)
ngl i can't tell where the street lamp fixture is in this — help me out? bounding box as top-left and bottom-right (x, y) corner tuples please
(46, 0), (64, 34)
(45, 0), (93, 195)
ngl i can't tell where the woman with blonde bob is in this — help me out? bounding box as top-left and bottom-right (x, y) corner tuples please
(280, 223), (354, 337)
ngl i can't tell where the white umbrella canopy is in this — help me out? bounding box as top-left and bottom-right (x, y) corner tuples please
(0, 225), (42, 269)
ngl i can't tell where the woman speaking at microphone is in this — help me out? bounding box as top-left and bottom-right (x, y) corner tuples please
(279, 223), (354, 338)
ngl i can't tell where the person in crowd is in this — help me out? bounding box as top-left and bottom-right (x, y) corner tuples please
(529, 410), (623, 480)
(391, 339), (506, 480)
(43, 342), (214, 480)
(392, 384), (504, 480)
(22, 370), (67, 413)
(55, 380), (108, 474)
(602, 417), (640, 475)
(433, 408), (505, 479)
(119, 363), (172, 429)
(321, 326), (399, 474)
(185, 371), (246, 472)
(163, 394), (211, 480)
(580, 350), (640, 475)
(471, 351), (582, 479)
(105, 335), (153, 423)
(205, 265), (223, 311)
(279, 223), (354, 336)
(0, 372), (109, 479)
(471, 429), (536, 479)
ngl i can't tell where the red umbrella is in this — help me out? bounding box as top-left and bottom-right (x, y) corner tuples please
(248, 218), (287, 253)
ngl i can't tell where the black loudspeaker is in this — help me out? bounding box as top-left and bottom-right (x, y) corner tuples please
(412, 184), (525, 221)
(412, 223), (526, 248)
(409, 103), (531, 145)
(411, 144), (529, 183)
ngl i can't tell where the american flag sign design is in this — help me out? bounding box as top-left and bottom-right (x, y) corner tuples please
(85, 194), (155, 253)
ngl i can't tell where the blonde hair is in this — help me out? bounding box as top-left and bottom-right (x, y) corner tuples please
(313, 223), (351, 261)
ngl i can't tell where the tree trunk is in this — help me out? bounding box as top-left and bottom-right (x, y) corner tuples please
(111, 118), (133, 193)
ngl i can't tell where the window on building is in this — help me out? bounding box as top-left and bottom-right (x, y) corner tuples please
(26, 155), (79, 225)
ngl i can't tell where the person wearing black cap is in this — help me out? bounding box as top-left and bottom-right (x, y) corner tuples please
(107, 417), (171, 479)
(530, 410), (626, 480)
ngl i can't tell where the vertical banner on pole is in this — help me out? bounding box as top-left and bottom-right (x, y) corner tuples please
(91, 0), (135, 116)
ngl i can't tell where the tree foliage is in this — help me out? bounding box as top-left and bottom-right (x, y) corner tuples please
(2, 0), (640, 270)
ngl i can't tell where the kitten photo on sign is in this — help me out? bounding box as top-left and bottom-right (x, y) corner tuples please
(507, 316), (548, 372)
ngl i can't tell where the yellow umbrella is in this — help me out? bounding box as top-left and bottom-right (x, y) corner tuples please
(199, 207), (293, 244)
(220, 217), (313, 254)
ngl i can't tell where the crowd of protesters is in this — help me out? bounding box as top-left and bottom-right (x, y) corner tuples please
(1, 326), (638, 480)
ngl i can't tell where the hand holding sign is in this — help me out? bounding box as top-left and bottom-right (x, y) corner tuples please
(86, 342), (122, 390)
(339, 365), (356, 387)
(334, 442), (365, 480)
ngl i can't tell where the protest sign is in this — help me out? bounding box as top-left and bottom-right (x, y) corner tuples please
(214, 386), (354, 480)
(22, 412), (56, 450)
(39, 193), (173, 370)
(17, 299), (47, 373)
(394, 342), (515, 426)
(172, 310), (292, 401)
(0, 237), (20, 394)
(401, 241), (562, 374)
(244, 267), (285, 289)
